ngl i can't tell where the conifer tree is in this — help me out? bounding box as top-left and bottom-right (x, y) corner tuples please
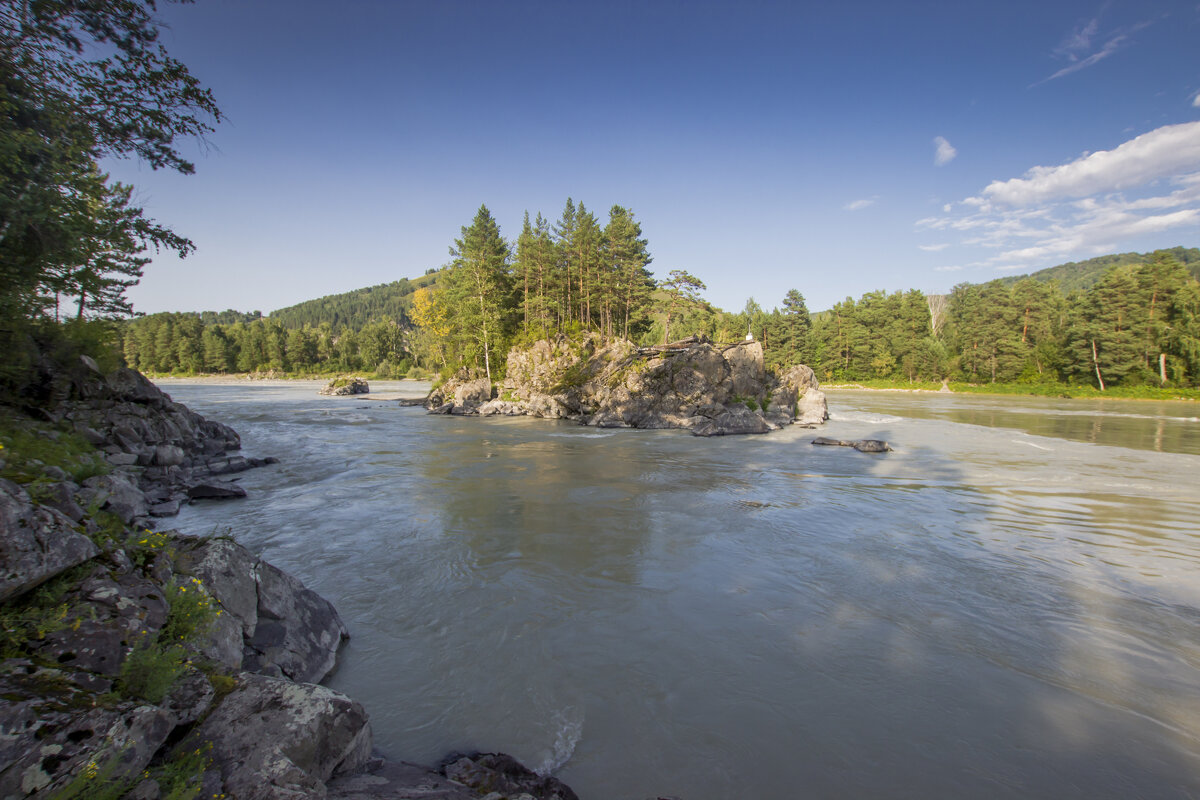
(445, 205), (512, 382)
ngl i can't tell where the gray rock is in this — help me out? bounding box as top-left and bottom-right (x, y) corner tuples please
(319, 378), (370, 396)
(162, 668), (215, 726)
(691, 404), (772, 437)
(174, 536), (348, 681)
(0, 663), (173, 798)
(453, 378), (493, 412)
(795, 388), (829, 425)
(181, 673), (373, 800)
(328, 758), (479, 799)
(187, 482), (247, 501)
(477, 400), (527, 417)
(0, 478), (99, 603)
(34, 566), (168, 676)
(811, 436), (892, 453)
(40, 481), (86, 522)
(441, 753), (579, 800)
(153, 444), (186, 467)
(81, 472), (148, 524)
(247, 560), (348, 684)
(428, 402), (454, 415)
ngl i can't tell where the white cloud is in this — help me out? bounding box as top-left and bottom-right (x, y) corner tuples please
(934, 136), (957, 166)
(1193, 90), (1200, 108)
(933, 265), (963, 272)
(913, 123), (1200, 275)
(982, 121), (1200, 206)
(919, 243), (950, 252)
(844, 196), (878, 211)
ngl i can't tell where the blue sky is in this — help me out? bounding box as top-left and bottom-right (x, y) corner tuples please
(108, 0), (1200, 315)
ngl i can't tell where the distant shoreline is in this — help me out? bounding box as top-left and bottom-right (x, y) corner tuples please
(824, 383), (1199, 402)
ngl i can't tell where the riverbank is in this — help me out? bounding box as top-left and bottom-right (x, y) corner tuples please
(0, 357), (577, 799)
(825, 380), (1200, 401)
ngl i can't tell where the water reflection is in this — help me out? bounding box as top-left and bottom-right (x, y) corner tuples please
(828, 390), (1200, 455)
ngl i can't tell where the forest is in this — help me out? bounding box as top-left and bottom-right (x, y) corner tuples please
(117, 198), (1200, 393)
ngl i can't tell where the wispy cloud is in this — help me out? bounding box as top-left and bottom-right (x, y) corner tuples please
(933, 136), (957, 166)
(844, 196), (878, 211)
(1034, 16), (1152, 85)
(915, 122), (1200, 273)
(933, 265), (963, 272)
(919, 243), (950, 252)
(1193, 90), (1200, 108)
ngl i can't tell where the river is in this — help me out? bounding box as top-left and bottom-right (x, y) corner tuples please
(155, 380), (1200, 799)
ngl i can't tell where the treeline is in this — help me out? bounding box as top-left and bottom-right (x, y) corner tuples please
(121, 315), (410, 376)
(804, 251), (1200, 387)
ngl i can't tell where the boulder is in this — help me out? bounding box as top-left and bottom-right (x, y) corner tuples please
(795, 388), (829, 425)
(174, 537), (349, 683)
(440, 752), (580, 800)
(180, 673), (373, 800)
(0, 479), (99, 603)
(79, 472), (148, 523)
(187, 482), (248, 501)
(812, 436), (892, 453)
(246, 560), (349, 683)
(453, 378), (493, 412)
(319, 378), (370, 397)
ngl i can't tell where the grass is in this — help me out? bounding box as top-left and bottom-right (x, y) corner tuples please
(116, 575), (218, 704)
(0, 410), (110, 486)
(0, 564), (94, 659)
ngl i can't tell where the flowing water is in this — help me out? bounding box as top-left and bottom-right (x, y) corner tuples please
(156, 380), (1200, 799)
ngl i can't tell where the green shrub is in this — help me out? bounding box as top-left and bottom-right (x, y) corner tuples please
(116, 637), (187, 704)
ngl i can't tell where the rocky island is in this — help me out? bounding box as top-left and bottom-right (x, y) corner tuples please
(0, 355), (577, 800)
(425, 333), (828, 435)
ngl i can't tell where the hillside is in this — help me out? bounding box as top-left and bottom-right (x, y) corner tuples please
(266, 270), (443, 329)
(999, 247), (1200, 293)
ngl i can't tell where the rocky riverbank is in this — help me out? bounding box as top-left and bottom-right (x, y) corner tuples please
(0, 356), (578, 799)
(425, 333), (828, 436)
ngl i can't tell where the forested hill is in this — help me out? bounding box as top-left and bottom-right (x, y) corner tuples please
(999, 247), (1200, 293)
(266, 270), (442, 329)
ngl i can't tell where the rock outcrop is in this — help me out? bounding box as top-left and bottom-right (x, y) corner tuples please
(38, 358), (278, 528)
(424, 333), (829, 436)
(319, 377), (370, 396)
(1, 357), (579, 800)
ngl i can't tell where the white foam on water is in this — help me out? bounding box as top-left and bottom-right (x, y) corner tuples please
(827, 411), (903, 424)
(533, 706), (584, 776)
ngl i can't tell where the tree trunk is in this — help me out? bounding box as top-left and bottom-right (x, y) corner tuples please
(1091, 339), (1105, 391)
(1160, 352), (1167, 385)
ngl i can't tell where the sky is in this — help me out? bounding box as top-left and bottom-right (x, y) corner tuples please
(107, 0), (1200, 316)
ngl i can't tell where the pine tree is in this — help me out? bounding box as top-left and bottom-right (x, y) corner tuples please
(445, 205), (512, 382)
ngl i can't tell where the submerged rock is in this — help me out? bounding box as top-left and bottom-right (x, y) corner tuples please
(812, 436), (893, 453)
